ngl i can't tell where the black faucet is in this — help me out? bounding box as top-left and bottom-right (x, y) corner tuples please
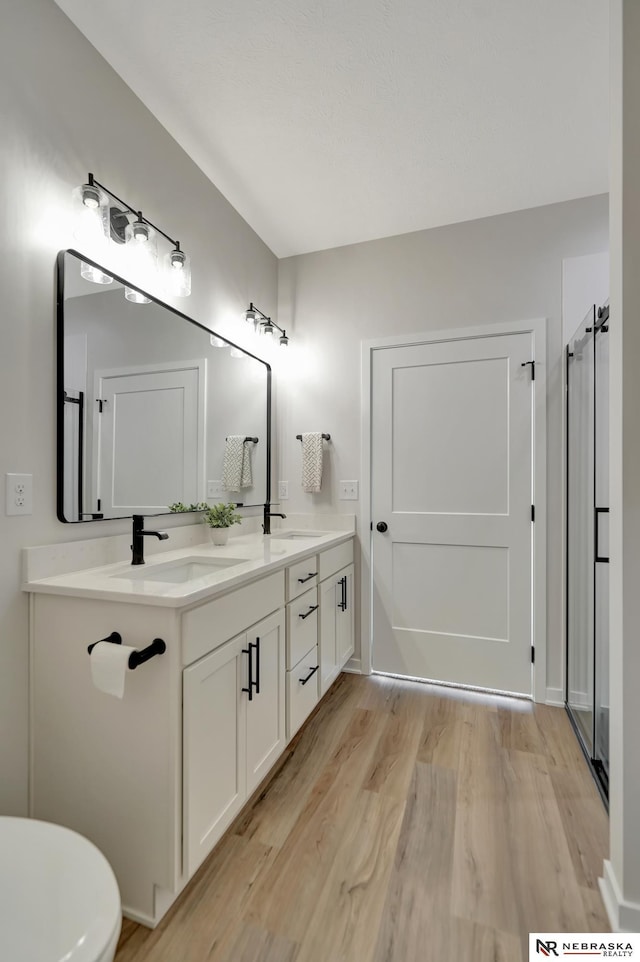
(131, 514), (169, 565)
(263, 504), (287, 535)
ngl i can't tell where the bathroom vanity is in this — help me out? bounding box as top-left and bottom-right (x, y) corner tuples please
(25, 525), (355, 926)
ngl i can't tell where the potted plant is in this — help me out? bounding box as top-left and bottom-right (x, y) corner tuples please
(203, 502), (242, 545)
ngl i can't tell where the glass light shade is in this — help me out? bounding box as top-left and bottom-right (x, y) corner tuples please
(80, 261), (113, 285)
(279, 332), (289, 347)
(210, 335), (226, 348)
(261, 321), (275, 336)
(245, 307), (257, 324)
(72, 184), (110, 269)
(124, 286), (151, 305)
(123, 217), (158, 299)
(229, 347), (245, 358)
(164, 248), (191, 298)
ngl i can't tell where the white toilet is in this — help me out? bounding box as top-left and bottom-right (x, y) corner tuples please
(0, 817), (122, 962)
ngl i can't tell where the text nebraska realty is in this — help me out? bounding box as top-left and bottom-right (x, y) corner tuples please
(550, 943), (633, 957)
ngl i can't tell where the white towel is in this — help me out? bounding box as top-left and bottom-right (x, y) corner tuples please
(301, 433), (324, 493)
(223, 436), (253, 491)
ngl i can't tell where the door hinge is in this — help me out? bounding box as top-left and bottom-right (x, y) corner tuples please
(531, 646), (535, 664)
(370, 521), (373, 531)
(521, 360), (535, 380)
(531, 504), (535, 523)
(97, 498), (101, 511)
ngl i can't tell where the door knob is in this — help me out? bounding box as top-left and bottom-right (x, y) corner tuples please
(376, 522), (388, 533)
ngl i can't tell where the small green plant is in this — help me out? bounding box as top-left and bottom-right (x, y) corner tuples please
(168, 502), (209, 513)
(203, 503), (242, 529)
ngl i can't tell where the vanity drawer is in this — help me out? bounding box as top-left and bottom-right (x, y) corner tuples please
(319, 540), (354, 582)
(286, 587), (319, 669)
(287, 645), (320, 739)
(182, 571), (285, 666)
(287, 557), (319, 601)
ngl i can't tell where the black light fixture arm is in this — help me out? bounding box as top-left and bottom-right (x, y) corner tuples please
(86, 172), (181, 250)
(247, 301), (287, 337)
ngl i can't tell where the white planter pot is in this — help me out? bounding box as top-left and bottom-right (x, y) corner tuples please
(208, 527), (229, 546)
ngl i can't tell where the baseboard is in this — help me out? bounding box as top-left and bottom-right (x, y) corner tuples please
(122, 905), (157, 928)
(568, 688), (591, 708)
(545, 687), (565, 706)
(599, 860), (640, 932)
(343, 657), (362, 674)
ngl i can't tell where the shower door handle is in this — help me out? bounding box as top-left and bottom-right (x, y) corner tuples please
(595, 507), (609, 563)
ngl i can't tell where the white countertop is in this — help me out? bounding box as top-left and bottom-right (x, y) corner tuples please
(23, 529), (354, 608)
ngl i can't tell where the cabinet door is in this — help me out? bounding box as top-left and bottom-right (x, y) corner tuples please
(183, 634), (247, 877)
(245, 609), (286, 796)
(336, 564), (355, 668)
(319, 576), (339, 696)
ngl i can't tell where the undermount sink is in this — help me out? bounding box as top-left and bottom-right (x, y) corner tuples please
(270, 531), (324, 540)
(113, 556), (247, 584)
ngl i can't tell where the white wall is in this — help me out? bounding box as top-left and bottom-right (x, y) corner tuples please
(0, 0), (278, 814)
(277, 195), (609, 692)
(562, 251), (610, 345)
(601, 0), (640, 933)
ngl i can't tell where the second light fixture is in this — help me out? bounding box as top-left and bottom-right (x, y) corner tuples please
(244, 302), (289, 346)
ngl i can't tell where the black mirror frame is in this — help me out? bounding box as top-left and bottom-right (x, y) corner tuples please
(56, 249), (272, 523)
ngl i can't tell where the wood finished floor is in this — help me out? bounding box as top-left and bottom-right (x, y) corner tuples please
(115, 673), (609, 962)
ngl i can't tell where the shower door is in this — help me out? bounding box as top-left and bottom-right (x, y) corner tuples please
(566, 304), (609, 796)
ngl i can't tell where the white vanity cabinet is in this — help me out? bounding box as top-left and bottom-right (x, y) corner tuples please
(318, 543), (355, 696)
(182, 608), (285, 877)
(285, 587), (320, 739)
(283, 539), (355, 736)
(27, 529), (354, 928)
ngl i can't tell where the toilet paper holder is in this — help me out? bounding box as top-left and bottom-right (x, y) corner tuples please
(87, 632), (167, 669)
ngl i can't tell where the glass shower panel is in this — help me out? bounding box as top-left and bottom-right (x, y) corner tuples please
(566, 309), (596, 754)
(594, 316), (610, 777)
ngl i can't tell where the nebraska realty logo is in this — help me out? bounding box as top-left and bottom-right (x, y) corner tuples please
(530, 934), (640, 959)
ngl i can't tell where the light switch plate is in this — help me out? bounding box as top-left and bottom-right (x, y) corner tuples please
(6, 473), (33, 516)
(339, 480), (359, 501)
(278, 481), (289, 500)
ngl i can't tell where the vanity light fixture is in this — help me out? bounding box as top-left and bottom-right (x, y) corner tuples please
(74, 173), (191, 298)
(243, 302), (289, 347)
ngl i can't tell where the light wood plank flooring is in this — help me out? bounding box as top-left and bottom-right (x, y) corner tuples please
(116, 673), (608, 962)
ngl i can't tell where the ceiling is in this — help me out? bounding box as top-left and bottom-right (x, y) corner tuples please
(54, 0), (609, 258)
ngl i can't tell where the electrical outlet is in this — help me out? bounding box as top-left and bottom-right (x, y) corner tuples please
(339, 480), (359, 501)
(6, 473), (33, 516)
(278, 481), (289, 500)
(207, 480), (226, 499)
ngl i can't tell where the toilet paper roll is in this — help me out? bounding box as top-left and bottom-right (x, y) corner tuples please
(90, 641), (138, 698)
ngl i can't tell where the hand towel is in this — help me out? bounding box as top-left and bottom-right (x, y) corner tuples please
(241, 440), (253, 489)
(301, 433), (324, 493)
(223, 436), (252, 491)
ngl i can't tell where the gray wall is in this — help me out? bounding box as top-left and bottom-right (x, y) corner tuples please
(277, 195), (609, 693)
(0, 0), (277, 813)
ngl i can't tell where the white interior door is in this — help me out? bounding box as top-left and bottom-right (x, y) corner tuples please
(95, 360), (205, 516)
(371, 332), (534, 694)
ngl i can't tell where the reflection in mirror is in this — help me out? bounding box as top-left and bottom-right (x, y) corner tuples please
(57, 250), (271, 522)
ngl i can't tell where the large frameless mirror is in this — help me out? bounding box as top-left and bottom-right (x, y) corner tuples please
(57, 249), (271, 522)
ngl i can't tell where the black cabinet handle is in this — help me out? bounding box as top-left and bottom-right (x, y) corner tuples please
(254, 637), (260, 695)
(338, 575), (347, 611)
(242, 645), (253, 701)
(299, 664), (319, 686)
(298, 572), (318, 584)
(376, 522), (388, 533)
(595, 506), (609, 563)
(299, 604), (319, 621)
